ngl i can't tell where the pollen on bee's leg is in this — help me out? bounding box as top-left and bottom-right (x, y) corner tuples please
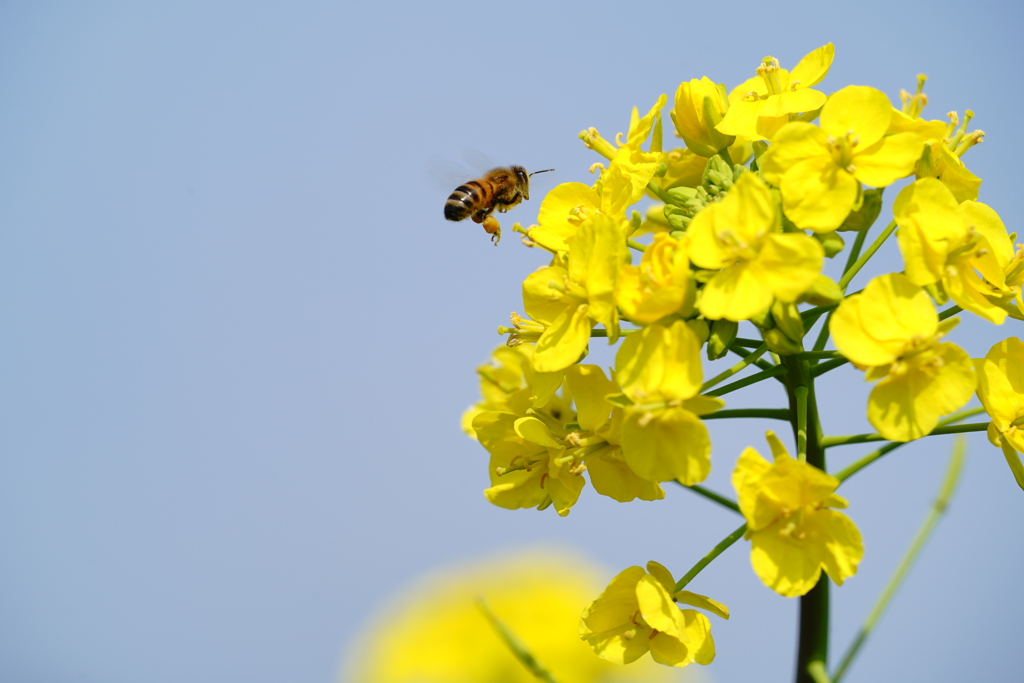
(482, 216), (501, 245)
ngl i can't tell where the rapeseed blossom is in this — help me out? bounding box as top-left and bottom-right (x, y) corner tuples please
(732, 433), (863, 597)
(760, 85), (924, 232)
(975, 338), (1024, 490)
(580, 561), (725, 667)
(830, 273), (976, 441)
(458, 44), (1015, 679)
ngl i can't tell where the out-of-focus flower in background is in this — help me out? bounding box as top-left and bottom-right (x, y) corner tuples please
(341, 549), (703, 683)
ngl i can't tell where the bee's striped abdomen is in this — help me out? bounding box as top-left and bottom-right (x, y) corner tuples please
(445, 180), (493, 221)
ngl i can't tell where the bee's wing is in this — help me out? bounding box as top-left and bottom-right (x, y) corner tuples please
(425, 156), (476, 192)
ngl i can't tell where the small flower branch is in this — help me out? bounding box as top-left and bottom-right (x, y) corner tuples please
(673, 481), (742, 513)
(821, 422), (989, 448)
(830, 439), (966, 683)
(704, 363), (787, 397)
(475, 597), (560, 683)
(833, 407), (986, 483)
(701, 343), (774, 393)
(673, 523), (747, 592)
(837, 220), (897, 291)
(702, 408), (792, 420)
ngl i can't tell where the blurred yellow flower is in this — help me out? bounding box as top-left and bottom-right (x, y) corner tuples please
(342, 551), (685, 683)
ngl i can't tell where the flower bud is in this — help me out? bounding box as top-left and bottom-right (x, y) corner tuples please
(838, 189), (884, 232)
(749, 306), (774, 330)
(763, 327), (803, 355)
(814, 230), (845, 258)
(799, 274), (844, 307)
(770, 301), (804, 344)
(707, 319), (738, 360)
(672, 77), (735, 158)
(686, 318), (710, 346)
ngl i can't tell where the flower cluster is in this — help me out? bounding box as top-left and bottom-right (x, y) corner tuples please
(461, 43), (1022, 673)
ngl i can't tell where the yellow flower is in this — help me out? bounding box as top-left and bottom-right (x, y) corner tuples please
(521, 213), (628, 373)
(830, 273), (977, 442)
(528, 182), (602, 252)
(760, 85), (924, 232)
(715, 43), (834, 141)
(614, 321), (723, 484)
(974, 338), (1024, 491)
(672, 76), (735, 157)
(687, 172), (824, 321)
(617, 233), (694, 323)
(893, 178), (1012, 324)
(732, 432), (864, 597)
(580, 561), (726, 668)
(475, 411), (586, 517)
(344, 550), (674, 683)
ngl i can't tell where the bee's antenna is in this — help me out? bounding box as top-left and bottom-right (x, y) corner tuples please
(529, 169), (555, 177)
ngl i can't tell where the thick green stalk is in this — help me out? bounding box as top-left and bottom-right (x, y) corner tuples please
(831, 439), (966, 683)
(780, 355), (829, 683)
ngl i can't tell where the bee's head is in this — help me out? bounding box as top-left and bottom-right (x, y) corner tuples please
(511, 166), (530, 198)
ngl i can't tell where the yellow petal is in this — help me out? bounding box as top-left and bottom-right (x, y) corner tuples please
(585, 446), (666, 502)
(868, 342), (977, 442)
(621, 407), (712, 484)
(564, 364), (614, 432)
(636, 574), (687, 639)
(673, 591), (730, 620)
(751, 232), (824, 302)
(810, 509), (864, 586)
(749, 518), (824, 597)
(893, 178), (970, 286)
(532, 182), (601, 251)
(820, 85), (893, 148)
(853, 132), (924, 188)
(532, 304), (593, 373)
(699, 260), (774, 322)
(758, 122), (829, 187)
(615, 321), (702, 403)
(781, 154), (859, 232)
(787, 43), (835, 89)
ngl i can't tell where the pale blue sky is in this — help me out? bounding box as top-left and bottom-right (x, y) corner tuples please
(1, 2), (1022, 682)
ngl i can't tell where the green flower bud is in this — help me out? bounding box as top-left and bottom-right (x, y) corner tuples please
(763, 327), (803, 356)
(799, 274), (844, 306)
(686, 318), (710, 346)
(749, 306), (774, 330)
(838, 188), (884, 232)
(770, 301), (804, 344)
(707, 319), (738, 360)
(814, 230), (845, 258)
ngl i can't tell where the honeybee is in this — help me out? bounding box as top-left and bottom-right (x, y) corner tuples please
(444, 166), (554, 245)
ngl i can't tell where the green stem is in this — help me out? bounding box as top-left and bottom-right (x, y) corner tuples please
(702, 408), (791, 420)
(731, 337), (765, 348)
(841, 228), (870, 277)
(476, 597), (560, 683)
(780, 355), (829, 683)
(810, 358), (849, 378)
(821, 422), (989, 448)
(938, 305), (962, 321)
(626, 238), (647, 252)
(728, 345), (780, 375)
(589, 328), (636, 338)
(833, 407), (985, 482)
(796, 385), (809, 462)
(810, 313), (834, 354)
(705, 364), (787, 397)
(700, 343), (770, 392)
(831, 439), (966, 683)
(837, 220), (897, 291)
(673, 524), (746, 592)
(795, 351), (843, 360)
(673, 481), (741, 513)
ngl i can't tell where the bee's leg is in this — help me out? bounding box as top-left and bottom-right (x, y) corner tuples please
(496, 192), (522, 213)
(471, 206), (495, 223)
(481, 216), (501, 245)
